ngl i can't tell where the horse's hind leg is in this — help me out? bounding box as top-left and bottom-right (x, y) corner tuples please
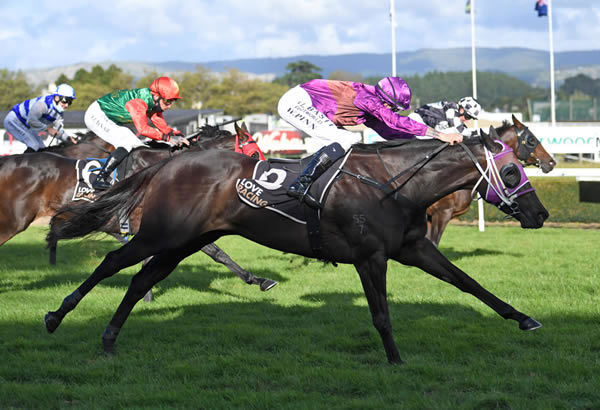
(112, 233), (155, 302)
(354, 253), (404, 365)
(201, 242), (278, 291)
(395, 238), (541, 330)
(44, 238), (158, 334)
(101, 247), (195, 353)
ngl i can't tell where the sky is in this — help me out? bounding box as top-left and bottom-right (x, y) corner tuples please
(1, 0), (598, 71)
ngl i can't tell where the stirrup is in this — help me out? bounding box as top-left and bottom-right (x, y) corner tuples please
(92, 177), (112, 191)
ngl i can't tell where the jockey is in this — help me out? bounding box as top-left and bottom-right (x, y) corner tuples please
(85, 76), (189, 191)
(410, 96), (482, 138)
(277, 77), (463, 208)
(3, 84), (77, 152)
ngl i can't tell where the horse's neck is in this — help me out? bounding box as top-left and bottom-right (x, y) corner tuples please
(380, 144), (484, 209)
(497, 126), (517, 152)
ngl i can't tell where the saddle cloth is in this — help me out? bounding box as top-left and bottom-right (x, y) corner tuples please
(236, 151), (351, 224)
(72, 157), (128, 202)
(72, 157), (131, 235)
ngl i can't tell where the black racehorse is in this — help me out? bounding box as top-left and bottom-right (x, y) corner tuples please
(45, 127), (548, 364)
(0, 123), (275, 290)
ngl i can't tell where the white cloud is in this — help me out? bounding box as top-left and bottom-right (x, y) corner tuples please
(0, 0), (598, 70)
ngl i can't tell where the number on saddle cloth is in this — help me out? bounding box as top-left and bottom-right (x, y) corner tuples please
(71, 157), (127, 202)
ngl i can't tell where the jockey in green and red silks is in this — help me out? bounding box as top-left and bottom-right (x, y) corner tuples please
(84, 76), (189, 190)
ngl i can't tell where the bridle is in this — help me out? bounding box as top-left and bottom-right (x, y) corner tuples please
(235, 131), (265, 160)
(460, 140), (535, 219)
(512, 125), (540, 167)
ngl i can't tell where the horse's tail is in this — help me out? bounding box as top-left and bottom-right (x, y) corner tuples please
(46, 161), (165, 246)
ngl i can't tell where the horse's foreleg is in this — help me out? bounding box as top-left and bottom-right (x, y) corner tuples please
(426, 208), (454, 247)
(49, 240), (57, 265)
(395, 238), (541, 330)
(101, 248), (193, 353)
(354, 254), (404, 365)
(201, 243), (277, 291)
(44, 239), (155, 334)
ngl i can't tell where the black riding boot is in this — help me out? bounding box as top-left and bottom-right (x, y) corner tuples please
(92, 147), (128, 191)
(288, 142), (345, 209)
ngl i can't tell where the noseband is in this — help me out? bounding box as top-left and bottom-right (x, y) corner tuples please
(460, 141), (535, 218)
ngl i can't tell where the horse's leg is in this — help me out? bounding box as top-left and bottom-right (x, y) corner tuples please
(49, 237), (57, 265)
(354, 254), (404, 365)
(112, 233), (154, 302)
(44, 238), (156, 334)
(396, 238), (541, 330)
(200, 242), (278, 291)
(427, 208), (454, 247)
(101, 248), (193, 353)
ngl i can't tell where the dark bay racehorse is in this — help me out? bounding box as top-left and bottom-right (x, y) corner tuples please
(426, 115), (556, 246)
(37, 132), (115, 158)
(0, 123), (274, 290)
(45, 127), (548, 364)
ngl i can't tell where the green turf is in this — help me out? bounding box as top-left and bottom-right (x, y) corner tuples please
(1, 225), (599, 409)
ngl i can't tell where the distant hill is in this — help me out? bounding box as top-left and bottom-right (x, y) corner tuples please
(23, 47), (600, 88)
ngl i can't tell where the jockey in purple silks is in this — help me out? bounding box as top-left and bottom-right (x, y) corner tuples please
(277, 77), (463, 208)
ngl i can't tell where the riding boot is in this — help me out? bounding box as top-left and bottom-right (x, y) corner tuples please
(288, 142), (345, 209)
(92, 147), (128, 191)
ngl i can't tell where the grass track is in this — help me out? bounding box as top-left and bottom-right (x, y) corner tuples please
(1, 225), (599, 409)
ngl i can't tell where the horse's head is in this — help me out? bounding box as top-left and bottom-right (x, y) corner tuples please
(499, 115), (556, 173)
(473, 126), (549, 228)
(234, 122), (265, 160)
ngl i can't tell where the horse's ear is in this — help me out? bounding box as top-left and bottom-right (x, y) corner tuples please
(234, 122), (241, 133)
(512, 113), (524, 129)
(479, 127), (502, 153)
(240, 122), (248, 132)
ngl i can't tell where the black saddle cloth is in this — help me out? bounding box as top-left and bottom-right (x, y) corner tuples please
(236, 153), (350, 223)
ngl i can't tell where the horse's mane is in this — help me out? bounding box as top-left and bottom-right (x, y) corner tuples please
(196, 124), (234, 142)
(495, 120), (512, 135)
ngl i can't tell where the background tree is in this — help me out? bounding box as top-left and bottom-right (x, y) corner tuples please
(0, 69), (39, 110)
(205, 69), (288, 116)
(55, 64), (134, 110)
(559, 74), (600, 98)
(272, 60), (322, 87)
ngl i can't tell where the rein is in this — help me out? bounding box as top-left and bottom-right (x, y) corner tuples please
(339, 141), (449, 201)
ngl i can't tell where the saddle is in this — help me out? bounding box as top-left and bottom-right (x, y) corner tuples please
(236, 152), (350, 224)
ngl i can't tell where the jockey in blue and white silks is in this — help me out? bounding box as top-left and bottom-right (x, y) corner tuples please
(3, 84), (76, 151)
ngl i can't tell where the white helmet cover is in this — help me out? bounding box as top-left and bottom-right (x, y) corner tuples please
(458, 96), (481, 119)
(55, 83), (76, 99)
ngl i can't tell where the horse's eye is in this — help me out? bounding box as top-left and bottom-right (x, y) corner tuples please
(500, 164), (521, 188)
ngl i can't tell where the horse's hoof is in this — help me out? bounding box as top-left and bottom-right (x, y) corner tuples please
(44, 312), (61, 333)
(519, 317), (542, 331)
(260, 279), (278, 292)
(102, 340), (116, 354)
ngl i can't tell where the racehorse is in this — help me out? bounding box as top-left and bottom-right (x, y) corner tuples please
(0, 123), (275, 291)
(45, 127), (548, 364)
(426, 115), (556, 246)
(37, 132), (115, 159)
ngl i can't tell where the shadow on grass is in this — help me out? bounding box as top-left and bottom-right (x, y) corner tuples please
(438, 246), (523, 261)
(11, 289), (600, 368)
(0, 240), (286, 295)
